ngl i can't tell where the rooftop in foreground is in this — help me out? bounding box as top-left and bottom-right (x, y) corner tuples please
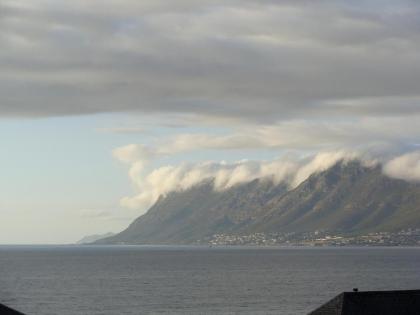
(0, 303), (26, 315)
(309, 289), (420, 315)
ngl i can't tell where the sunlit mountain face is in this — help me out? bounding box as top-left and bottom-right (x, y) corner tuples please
(1, 0), (420, 244)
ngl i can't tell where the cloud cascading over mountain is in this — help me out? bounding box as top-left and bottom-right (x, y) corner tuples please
(114, 139), (420, 215)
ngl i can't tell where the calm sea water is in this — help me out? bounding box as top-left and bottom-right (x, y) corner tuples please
(0, 246), (419, 315)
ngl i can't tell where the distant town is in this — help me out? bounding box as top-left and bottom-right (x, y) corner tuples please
(200, 229), (420, 247)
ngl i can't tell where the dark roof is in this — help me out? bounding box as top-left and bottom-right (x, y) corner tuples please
(308, 289), (420, 315)
(0, 303), (26, 315)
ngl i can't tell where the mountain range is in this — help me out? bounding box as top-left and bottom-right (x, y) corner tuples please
(95, 161), (420, 244)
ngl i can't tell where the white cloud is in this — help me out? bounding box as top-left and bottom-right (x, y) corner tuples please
(291, 151), (360, 187)
(111, 116), (420, 160)
(113, 144), (157, 164)
(383, 151), (420, 182)
(114, 130), (420, 216)
(118, 150), (369, 214)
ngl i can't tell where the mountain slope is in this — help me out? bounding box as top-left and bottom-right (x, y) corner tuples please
(77, 232), (115, 244)
(96, 161), (420, 244)
(249, 161), (420, 234)
(97, 179), (288, 244)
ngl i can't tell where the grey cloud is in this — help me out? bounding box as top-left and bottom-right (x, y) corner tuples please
(1, 0), (420, 121)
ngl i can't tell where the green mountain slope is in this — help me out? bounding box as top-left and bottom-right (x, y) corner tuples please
(249, 161), (420, 234)
(97, 179), (288, 244)
(96, 161), (420, 244)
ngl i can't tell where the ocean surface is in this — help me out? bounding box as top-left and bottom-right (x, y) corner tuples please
(0, 246), (420, 315)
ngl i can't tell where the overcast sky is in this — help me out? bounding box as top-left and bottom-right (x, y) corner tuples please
(1, 0), (420, 243)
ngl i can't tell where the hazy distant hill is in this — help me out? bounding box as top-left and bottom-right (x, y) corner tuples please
(95, 161), (420, 244)
(77, 232), (115, 244)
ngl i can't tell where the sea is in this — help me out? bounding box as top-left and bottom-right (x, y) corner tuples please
(0, 245), (419, 315)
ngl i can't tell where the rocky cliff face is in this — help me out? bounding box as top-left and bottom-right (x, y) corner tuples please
(96, 161), (420, 244)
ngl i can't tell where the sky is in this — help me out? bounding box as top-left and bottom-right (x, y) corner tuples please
(1, 0), (420, 244)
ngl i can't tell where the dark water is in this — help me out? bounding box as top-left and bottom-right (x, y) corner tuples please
(0, 246), (419, 315)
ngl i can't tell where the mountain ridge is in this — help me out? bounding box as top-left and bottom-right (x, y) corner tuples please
(95, 160), (420, 244)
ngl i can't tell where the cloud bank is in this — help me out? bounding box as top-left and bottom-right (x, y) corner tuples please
(1, 0), (420, 122)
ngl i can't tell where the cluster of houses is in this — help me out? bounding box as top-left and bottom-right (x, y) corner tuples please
(204, 229), (420, 246)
